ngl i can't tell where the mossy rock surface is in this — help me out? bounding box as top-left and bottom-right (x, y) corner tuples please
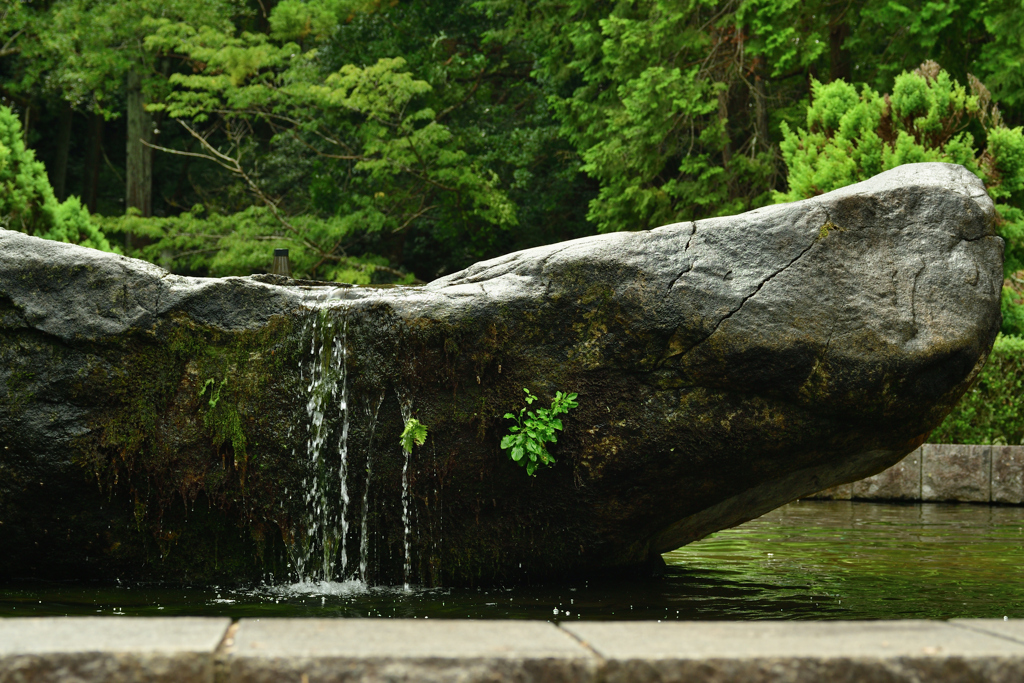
(0, 163), (1004, 586)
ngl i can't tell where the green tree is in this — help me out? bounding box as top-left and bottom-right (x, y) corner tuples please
(13, 0), (242, 220)
(776, 61), (1024, 336)
(0, 104), (112, 250)
(5, 0), (1022, 289)
(974, 0), (1024, 114)
(931, 333), (1024, 445)
(112, 1), (519, 282)
(488, 0), (777, 234)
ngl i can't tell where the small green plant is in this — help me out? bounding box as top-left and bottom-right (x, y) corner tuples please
(400, 418), (428, 454)
(199, 376), (228, 408)
(818, 221), (844, 240)
(501, 388), (579, 476)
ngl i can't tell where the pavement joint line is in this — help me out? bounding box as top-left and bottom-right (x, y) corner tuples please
(989, 444), (994, 502)
(554, 620), (606, 663)
(215, 621), (239, 655)
(947, 620), (1024, 647)
(213, 622), (238, 683)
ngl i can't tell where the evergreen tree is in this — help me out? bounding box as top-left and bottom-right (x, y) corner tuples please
(487, 0), (777, 233)
(0, 104), (113, 250)
(776, 62), (1024, 335)
(11, 0), (243, 219)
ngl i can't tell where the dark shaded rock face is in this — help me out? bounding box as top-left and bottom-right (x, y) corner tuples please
(0, 163), (1003, 586)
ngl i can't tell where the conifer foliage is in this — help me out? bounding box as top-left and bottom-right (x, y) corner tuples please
(0, 105), (111, 250)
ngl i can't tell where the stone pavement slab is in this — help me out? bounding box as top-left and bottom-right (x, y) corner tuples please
(222, 618), (598, 682)
(951, 619), (1024, 646)
(0, 616), (230, 683)
(5, 618), (1024, 682)
(564, 620), (1024, 683)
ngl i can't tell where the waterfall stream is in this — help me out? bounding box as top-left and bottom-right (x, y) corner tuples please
(359, 393), (385, 583)
(288, 302), (418, 591)
(334, 317), (351, 580)
(399, 398), (413, 590)
(294, 309), (350, 584)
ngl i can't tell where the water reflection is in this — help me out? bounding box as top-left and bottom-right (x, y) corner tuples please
(665, 500), (1024, 620)
(2, 501), (1021, 620)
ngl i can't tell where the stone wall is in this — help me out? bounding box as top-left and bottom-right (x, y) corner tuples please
(806, 444), (1024, 504)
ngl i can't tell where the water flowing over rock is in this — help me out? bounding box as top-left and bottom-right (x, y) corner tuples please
(0, 163), (1004, 586)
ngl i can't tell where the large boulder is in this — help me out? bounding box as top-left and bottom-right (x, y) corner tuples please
(0, 163), (1003, 586)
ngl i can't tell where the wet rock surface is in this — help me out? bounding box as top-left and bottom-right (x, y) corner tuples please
(0, 163), (1004, 585)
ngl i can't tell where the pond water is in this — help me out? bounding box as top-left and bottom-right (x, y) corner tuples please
(2, 501), (1022, 620)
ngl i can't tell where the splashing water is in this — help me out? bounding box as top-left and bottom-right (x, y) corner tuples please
(265, 579), (369, 598)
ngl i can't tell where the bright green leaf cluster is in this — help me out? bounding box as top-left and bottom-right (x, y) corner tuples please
(400, 418), (428, 455)
(775, 65), (1011, 204)
(501, 388), (579, 476)
(0, 105), (113, 252)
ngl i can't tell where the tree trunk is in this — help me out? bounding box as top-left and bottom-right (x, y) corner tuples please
(84, 113), (103, 213)
(754, 69), (769, 153)
(717, 87), (731, 169)
(125, 70), (153, 218)
(50, 101), (73, 201)
(829, 21), (851, 83)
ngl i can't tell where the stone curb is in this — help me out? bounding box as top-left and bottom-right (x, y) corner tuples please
(0, 617), (232, 682)
(806, 443), (1024, 504)
(4, 618), (1024, 682)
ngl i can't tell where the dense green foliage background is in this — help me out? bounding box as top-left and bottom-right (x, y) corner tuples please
(0, 0), (1021, 440)
(0, 0), (1020, 284)
(931, 334), (1024, 445)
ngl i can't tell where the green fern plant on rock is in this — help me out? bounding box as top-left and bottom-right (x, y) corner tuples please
(501, 388), (578, 476)
(400, 418), (428, 454)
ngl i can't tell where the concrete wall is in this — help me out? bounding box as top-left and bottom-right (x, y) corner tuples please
(806, 444), (1024, 503)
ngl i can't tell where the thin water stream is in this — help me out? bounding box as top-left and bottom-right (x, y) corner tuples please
(4, 501), (1021, 620)
(359, 393), (385, 584)
(398, 397), (414, 590)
